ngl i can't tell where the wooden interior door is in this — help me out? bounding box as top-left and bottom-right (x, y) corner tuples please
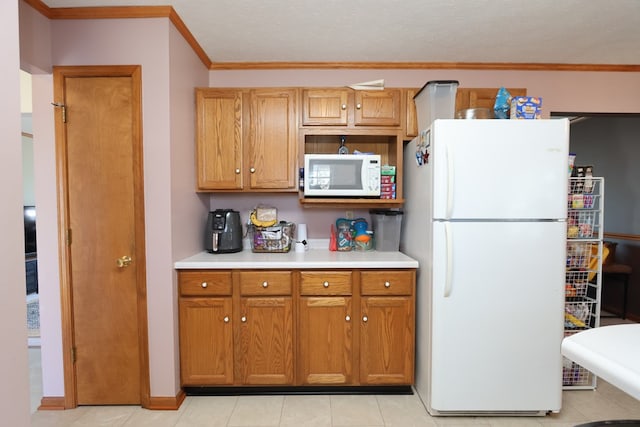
(54, 66), (148, 406)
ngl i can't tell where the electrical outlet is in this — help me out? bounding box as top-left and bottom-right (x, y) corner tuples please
(345, 211), (353, 219)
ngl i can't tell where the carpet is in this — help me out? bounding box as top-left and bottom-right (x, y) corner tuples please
(26, 293), (39, 337)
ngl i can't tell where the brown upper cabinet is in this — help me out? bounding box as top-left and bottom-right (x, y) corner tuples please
(302, 88), (402, 128)
(196, 88), (298, 192)
(404, 88), (419, 139)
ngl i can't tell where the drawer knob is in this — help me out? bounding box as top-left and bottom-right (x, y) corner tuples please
(341, 103), (347, 110)
(356, 103), (362, 110)
(345, 315), (351, 322)
(241, 316), (247, 323)
(262, 281), (268, 288)
(323, 281), (329, 288)
(201, 282), (208, 288)
(223, 316), (229, 323)
(235, 168), (241, 174)
(250, 167), (256, 173)
(362, 316), (368, 323)
(384, 281), (391, 288)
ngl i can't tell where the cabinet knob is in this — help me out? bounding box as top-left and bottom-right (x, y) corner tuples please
(356, 103), (362, 110)
(235, 168), (241, 174)
(250, 167), (256, 173)
(345, 315), (351, 322)
(241, 316), (247, 323)
(384, 281), (391, 288)
(223, 316), (230, 323)
(262, 281), (268, 288)
(362, 316), (368, 323)
(323, 281), (329, 288)
(201, 282), (208, 288)
(341, 103), (347, 110)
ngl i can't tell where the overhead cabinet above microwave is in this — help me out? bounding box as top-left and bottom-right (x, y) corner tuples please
(301, 88), (402, 128)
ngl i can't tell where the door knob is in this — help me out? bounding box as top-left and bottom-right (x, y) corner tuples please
(116, 255), (132, 268)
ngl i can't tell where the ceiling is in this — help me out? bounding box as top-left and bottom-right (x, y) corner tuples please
(41, 0), (640, 67)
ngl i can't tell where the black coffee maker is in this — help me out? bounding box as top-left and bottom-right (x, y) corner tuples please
(205, 209), (243, 253)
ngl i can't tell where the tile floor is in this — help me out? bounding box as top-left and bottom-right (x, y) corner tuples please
(28, 314), (639, 427)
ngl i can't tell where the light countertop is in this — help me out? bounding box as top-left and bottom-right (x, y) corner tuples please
(174, 239), (418, 270)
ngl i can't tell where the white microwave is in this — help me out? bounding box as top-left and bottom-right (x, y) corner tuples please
(304, 154), (381, 197)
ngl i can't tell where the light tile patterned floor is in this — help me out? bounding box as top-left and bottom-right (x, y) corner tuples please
(29, 314), (639, 426)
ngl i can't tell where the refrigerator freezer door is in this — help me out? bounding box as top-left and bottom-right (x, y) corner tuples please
(431, 119), (569, 220)
(429, 220), (565, 414)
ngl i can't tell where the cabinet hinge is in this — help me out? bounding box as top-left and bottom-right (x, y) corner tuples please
(67, 229), (72, 246)
(71, 347), (77, 364)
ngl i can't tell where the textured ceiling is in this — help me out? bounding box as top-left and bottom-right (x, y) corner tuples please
(42, 0), (640, 65)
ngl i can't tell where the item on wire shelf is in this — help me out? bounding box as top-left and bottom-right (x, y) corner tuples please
(249, 221), (295, 253)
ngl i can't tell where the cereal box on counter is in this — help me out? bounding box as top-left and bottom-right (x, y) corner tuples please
(510, 96), (542, 119)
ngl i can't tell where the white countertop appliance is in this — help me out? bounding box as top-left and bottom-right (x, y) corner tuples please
(303, 153), (381, 197)
(401, 119), (569, 416)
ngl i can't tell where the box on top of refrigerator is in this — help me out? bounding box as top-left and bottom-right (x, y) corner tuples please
(510, 96), (542, 119)
(413, 80), (459, 129)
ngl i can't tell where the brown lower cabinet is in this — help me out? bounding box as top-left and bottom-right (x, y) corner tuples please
(178, 268), (415, 388)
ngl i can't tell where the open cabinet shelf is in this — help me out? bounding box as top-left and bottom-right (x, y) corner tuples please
(299, 129), (404, 207)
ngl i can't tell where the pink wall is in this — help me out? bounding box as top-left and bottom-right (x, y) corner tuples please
(1, 1), (32, 425)
(210, 69), (640, 114)
(20, 8), (208, 399)
(50, 17), (212, 398)
(209, 68), (640, 237)
(164, 23), (210, 394)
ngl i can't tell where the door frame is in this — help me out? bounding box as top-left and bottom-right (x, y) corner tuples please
(53, 65), (150, 408)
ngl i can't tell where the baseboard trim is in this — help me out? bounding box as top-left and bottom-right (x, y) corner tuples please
(38, 396), (65, 410)
(183, 385), (414, 395)
(147, 389), (186, 410)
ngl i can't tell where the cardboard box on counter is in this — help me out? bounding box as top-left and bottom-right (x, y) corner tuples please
(510, 96), (542, 119)
(380, 191), (396, 199)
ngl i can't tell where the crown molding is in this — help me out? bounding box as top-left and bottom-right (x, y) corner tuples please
(208, 61), (640, 71)
(21, 0), (212, 68)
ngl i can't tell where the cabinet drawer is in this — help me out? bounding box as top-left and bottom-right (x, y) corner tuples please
(179, 270), (233, 296)
(361, 270), (414, 295)
(300, 271), (353, 295)
(239, 271), (292, 295)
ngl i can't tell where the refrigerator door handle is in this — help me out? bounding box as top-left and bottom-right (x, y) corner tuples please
(445, 143), (454, 219)
(444, 222), (453, 297)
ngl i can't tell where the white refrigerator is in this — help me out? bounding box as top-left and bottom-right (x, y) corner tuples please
(401, 119), (569, 416)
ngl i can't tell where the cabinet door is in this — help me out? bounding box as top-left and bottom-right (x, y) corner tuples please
(302, 89), (349, 126)
(248, 89), (297, 190)
(354, 89), (401, 127)
(299, 297), (353, 384)
(179, 297), (233, 385)
(405, 88), (419, 139)
(455, 87), (527, 112)
(196, 89), (243, 190)
(360, 296), (414, 384)
(238, 296), (294, 384)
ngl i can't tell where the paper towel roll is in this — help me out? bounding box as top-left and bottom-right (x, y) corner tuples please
(295, 223), (308, 252)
